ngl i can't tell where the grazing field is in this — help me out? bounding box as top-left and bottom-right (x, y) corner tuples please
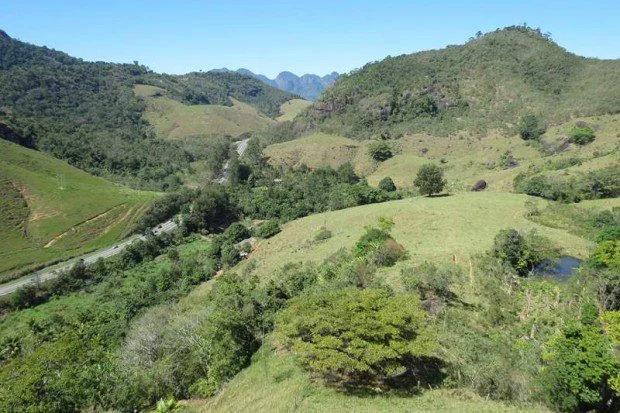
(276, 98), (312, 122)
(193, 346), (549, 413)
(265, 114), (620, 192)
(0, 140), (156, 281)
(135, 84), (276, 139)
(264, 132), (375, 172)
(236, 192), (592, 282)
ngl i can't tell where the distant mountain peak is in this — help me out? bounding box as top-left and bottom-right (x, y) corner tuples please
(230, 69), (340, 100)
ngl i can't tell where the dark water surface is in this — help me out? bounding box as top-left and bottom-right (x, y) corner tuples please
(534, 256), (582, 281)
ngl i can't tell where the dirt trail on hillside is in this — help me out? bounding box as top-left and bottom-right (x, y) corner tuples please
(43, 203), (126, 248)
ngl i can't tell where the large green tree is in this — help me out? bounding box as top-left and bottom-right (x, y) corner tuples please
(414, 164), (446, 196)
(541, 323), (619, 411)
(277, 288), (437, 386)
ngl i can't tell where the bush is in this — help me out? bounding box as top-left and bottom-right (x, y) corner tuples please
(254, 220), (281, 239)
(514, 165), (620, 202)
(568, 126), (595, 145)
(540, 324), (619, 411)
(401, 262), (458, 301)
(471, 179), (487, 191)
(223, 222), (251, 243)
(313, 227), (333, 242)
(378, 176), (397, 191)
(414, 164), (446, 196)
(492, 228), (559, 276)
(276, 288), (438, 386)
(518, 114), (546, 140)
(372, 238), (407, 267)
(589, 240), (620, 269)
(354, 227), (391, 257)
(220, 243), (240, 267)
(368, 141), (393, 161)
(499, 150), (518, 169)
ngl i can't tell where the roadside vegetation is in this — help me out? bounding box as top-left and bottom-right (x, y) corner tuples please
(0, 139), (156, 282)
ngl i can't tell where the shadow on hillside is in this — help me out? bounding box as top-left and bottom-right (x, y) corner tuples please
(339, 356), (446, 397)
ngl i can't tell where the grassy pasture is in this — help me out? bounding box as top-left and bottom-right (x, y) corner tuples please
(276, 98), (312, 122)
(264, 114), (620, 192)
(236, 192), (592, 283)
(135, 84), (276, 139)
(0, 139), (155, 281)
(264, 132), (375, 172)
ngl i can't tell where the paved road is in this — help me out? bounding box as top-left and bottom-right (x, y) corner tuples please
(0, 138), (249, 296)
(0, 219), (178, 296)
(216, 138), (250, 183)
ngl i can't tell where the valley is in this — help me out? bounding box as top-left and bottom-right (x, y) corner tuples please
(0, 23), (618, 413)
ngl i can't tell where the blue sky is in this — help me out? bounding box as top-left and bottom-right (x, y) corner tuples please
(2, 1), (619, 77)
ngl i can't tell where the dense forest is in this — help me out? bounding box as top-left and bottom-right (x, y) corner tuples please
(295, 26), (620, 139)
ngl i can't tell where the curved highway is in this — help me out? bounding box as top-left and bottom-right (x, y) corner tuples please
(0, 219), (178, 296)
(0, 138), (249, 297)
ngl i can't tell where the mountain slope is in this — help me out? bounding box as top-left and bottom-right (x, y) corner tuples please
(300, 26), (620, 138)
(134, 84), (277, 139)
(0, 30), (297, 189)
(0, 139), (155, 281)
(235, 68), (340, 100)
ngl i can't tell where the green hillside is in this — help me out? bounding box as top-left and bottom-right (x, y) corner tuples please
(135, 85), (276, 139)
(265, 114), (620, 192)
(196, 348), (549, 413)
(0, 31), (297, 189)
(298, 26), (620, 138)
(277, 98), (312, 122)
(0, 139), (155, 281)
(235, 192), (592, 281)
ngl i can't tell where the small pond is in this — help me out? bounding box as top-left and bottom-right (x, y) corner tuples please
(533, 256), (582, 282)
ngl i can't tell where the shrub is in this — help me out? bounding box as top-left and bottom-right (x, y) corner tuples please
(276, 288), (438, 386)
(414, 164), (446, 196)
(471, 179), (487, 191)
(401, 262), (458, 301)
(223, 222), (251, 243)
(540, 324), (619, 412)
(518, 114), (546, 140)
(589, 240), (620, 269)
(515, 165), (620, 202)
(254, 220), (281, 238)
(377, 216), (395, 231)
(313, 227), (332, 242)
(378, 176), (397, 191)
(597, 226), (620, 243)
(568, 126), (595, 145)
(155, 397), (179, 413)
(373, 238), (407, 267)
(492, 228), (559, 276)
(368, 141), (393, 161)
(354, 227), (391, 257)
(220, 243), (240, 267)
(499, 150), (518, 169)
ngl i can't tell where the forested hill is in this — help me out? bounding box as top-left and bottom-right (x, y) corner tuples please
(299, 26), (620, 138)
(0, 30), (296, 190)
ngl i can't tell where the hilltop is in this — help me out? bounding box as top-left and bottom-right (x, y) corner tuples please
(0, 31), (297, 189)
(296, 26), (620, 138)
